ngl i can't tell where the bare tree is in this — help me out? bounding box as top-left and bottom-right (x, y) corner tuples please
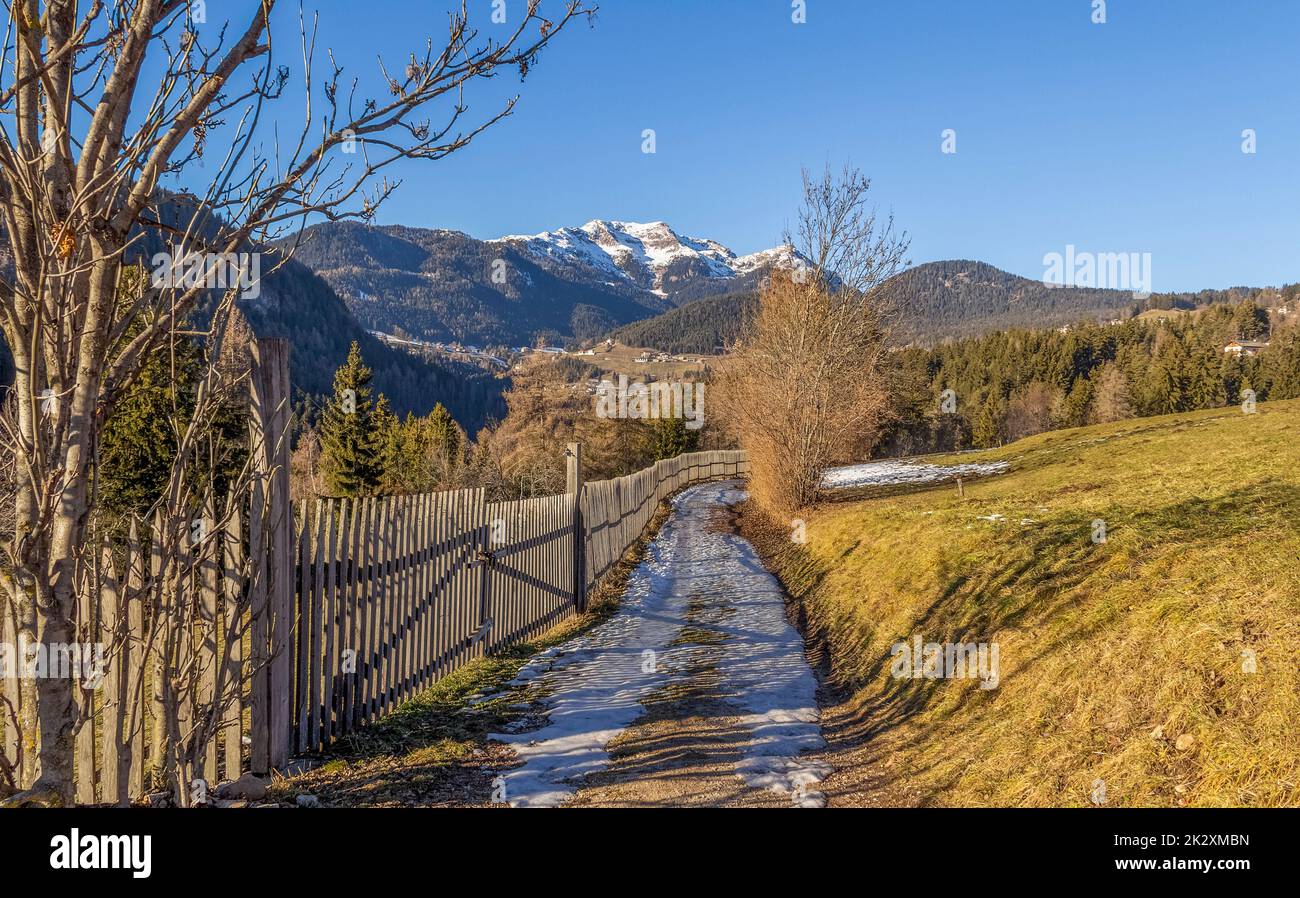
(0, 0), (593, 805)
(1003, 381), (1059, 442)
(716, 165), (909, 515)
(1089, 363), (1135, 424)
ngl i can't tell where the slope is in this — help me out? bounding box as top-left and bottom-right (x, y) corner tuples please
(748, 400), (1300, 806)
(281, 221), (674, 346)
(611, 291), (757, 354)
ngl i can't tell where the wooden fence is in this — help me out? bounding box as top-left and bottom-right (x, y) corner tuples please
(281, 448), (747, 758)
(0, 356), (748, 804)
(582, 450), (748, 588)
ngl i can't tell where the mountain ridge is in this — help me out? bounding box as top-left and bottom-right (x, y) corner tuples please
(493, 219), (799, 296)
(610, 258), (1290, 353)
(281, 219), (802, 346)
(611, 259), (1146, 353)
(285, 218), (1278, 353)
(885, 259), (1138, 342)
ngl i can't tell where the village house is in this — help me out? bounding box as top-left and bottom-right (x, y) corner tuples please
(1223, 339), (1270, 356)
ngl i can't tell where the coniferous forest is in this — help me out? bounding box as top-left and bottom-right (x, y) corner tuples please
(880, 299), (1299, 454)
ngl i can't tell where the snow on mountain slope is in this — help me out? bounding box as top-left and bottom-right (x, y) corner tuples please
(733, 244), (808, 275)
(494, 219), (802, 297)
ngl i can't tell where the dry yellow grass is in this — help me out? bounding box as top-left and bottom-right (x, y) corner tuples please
(751, 400), (1300, 807)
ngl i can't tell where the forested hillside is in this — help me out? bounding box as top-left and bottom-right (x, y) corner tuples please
(880, 300), (1299, 455)
(612, 291), (757, 353)
(0, 250), (506, 434)
(615, 259), (1298, 355)
(881, 260), (1138, 341)
(281, 221), (672, 346)
(609, 260), (1135, 352)
(243, 253), (505, 432)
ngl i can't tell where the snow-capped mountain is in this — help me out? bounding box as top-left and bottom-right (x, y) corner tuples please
(494, 220), (802, 297)
(282, 219), (805, 347)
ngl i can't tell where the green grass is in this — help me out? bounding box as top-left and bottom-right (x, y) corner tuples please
(751, 400), (1300, 807)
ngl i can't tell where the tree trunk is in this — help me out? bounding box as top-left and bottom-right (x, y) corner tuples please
(32, 596), (76, 803)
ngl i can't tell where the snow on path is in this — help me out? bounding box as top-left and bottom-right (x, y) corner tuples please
(699, 483), (831, 805)
(822, 458), (1009, 489)
(489, 480), (827, 807)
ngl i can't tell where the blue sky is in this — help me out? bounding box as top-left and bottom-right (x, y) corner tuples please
(242, 0), (1299, 291)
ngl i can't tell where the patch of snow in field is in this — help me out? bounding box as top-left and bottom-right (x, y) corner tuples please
(822, 459), (1009, 489)
(489, 481), (828, 807)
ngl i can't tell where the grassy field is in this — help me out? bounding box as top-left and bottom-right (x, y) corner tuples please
(582, 341), (723, 380)
(747, 399), (1300, 807)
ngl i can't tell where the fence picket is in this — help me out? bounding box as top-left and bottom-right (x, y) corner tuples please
(342, 497), (359, 733)
(376, 497), (391, 716)
(325, 498), (340, 739)
(433, 492), (451, 680)
(248, 482), (269, 775)
(397, 494), (413, 703)
(221, 503), (243, 781)
(148, 512), (165, 780)
(126, 521), (145, 797)
(455, 490), (472, 669)
(417, 492), (432, 690)
(99, 542), (123, 804)
(299, 500), (315, 753)
(355, 497), (373, 727)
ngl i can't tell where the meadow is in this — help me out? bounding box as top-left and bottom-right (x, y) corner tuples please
(748, 400), (1300, 806)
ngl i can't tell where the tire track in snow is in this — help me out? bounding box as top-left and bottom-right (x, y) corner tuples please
(489, 480), (827, 807)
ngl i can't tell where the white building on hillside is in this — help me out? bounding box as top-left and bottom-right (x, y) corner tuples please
(1223, 339), (1269, 356)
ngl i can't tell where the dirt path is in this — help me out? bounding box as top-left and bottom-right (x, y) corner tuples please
(489, 480), (828, 808)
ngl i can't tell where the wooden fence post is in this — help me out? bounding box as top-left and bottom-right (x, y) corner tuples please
(221, 500), (244, 782)
(250, 337), (293, 772)
(566, 442), (585, 612)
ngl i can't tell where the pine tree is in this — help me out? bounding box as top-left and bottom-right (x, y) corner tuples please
(650, 415), (697, 460)
(319, 341), (383, 497)
(1230, 301), (1270, 341)
(98, 320), (202, 516)
(373, 397), (406, 494)
(98, 272), (248, 517)
(426, 401), (464, 481)
(1261, 323), (1300, 399)
(1057, 375), (1094, 428)
(971, 392), (1005, 448)
(1139, 333), (1186, 415)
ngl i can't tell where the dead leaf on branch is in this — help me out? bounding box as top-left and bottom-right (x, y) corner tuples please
(49, 222), (76, 260)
